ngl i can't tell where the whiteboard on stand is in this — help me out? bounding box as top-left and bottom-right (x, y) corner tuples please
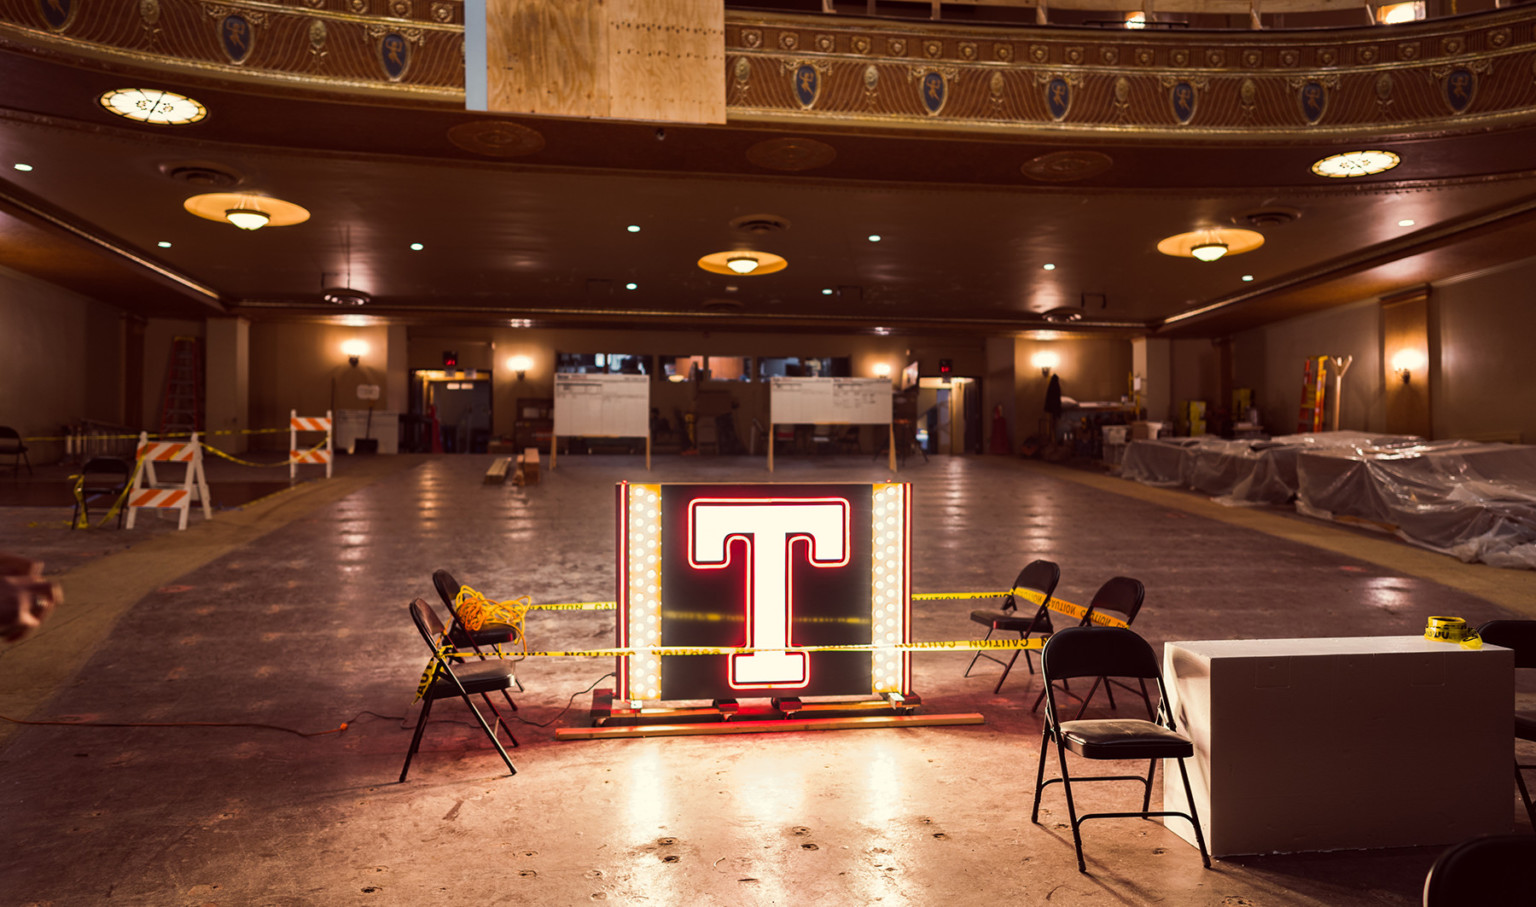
(553, 373), (650, 438)
(770, 377), (892, 425)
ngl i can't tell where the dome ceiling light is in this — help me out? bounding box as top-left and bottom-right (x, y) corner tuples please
(98, 88), (208, 125)
(697, 250), (787, 276)
(1157, 228), (1264, 261)
(184, 192), (310, 230)
(1310, 150), (1402, 178)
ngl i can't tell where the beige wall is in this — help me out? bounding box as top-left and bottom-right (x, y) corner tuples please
(1435, 258), (1536, 443)
(0, 265), (123, 463)
(1226, 299), (1381, 436)
(1013, 336), (1133, 440)
(247, 322), (394, 451)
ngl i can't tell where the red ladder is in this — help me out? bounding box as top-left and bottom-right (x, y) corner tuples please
(158, 336), (203, 436)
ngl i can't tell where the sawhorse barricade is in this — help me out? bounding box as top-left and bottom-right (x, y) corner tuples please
(290, 410), (333, 479)
(126, 432), (213, 531)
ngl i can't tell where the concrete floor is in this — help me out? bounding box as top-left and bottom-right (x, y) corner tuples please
(1, 453), (1532, 905)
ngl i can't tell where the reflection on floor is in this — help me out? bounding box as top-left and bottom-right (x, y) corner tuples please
(0, 453), (1529, 905)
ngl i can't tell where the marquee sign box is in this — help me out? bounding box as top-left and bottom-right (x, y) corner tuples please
(615, 482), (912, 703)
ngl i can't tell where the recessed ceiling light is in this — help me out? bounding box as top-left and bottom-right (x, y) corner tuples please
(13, 163), (32, 172)
(626, 225), (641, 233)
(625, 282), (638, 290)
(867, 234), (882, 242)
(1310, 150), (1401, 178)
(821, 288), (833, 295)
(410, 242), (424, 251)
(158, 241), (172, 248)
(1242, 274), (1254, 282)
(98, 88), (208, 125)
(1043, 263), (1056, 271)
(1397, 219), (1416, 227)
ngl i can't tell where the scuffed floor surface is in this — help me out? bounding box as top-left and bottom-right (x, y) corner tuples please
(0, 454), (1529, 906)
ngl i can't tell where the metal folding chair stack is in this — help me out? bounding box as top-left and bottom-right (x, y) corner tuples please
(1031, 576), (1152, 719)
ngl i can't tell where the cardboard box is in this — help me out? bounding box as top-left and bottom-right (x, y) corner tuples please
(1162, 637), (1512, 856)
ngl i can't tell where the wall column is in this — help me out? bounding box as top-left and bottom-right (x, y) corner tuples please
(1132, 336), (1171, 423)
(205, 317), (250, 454)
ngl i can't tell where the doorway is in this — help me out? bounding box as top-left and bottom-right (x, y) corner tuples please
(410, 369), (492, 453)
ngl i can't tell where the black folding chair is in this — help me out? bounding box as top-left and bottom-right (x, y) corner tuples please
(71, 457), (131, 530)
(1031, 576), (1152, 719)
(0, 426), (30, 478)
(1422, 834), (1536, 906)
(1031, 626), (1210, 873)
(434, 568), (524, 697)
(964, 560), (1059, 693)
(400, 598), (517, 783)
(1475, 619), (1536, 829)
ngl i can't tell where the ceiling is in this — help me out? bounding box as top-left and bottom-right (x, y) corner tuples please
(3, 16), (1536, 341)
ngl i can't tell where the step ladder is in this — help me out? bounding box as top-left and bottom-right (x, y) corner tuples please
(159, 336), (203, 437)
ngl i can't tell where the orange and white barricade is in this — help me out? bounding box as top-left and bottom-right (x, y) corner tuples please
(126, 432), (213, 531)
(290, 410), (333, 479)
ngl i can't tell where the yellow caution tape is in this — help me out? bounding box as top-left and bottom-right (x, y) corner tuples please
(528, 589), (1128, 629)
(442, 637), (1046, 659)
(414, 639), (458, 702)
(1424, 615), (1483, 649)
(202, 438), (329, 469)
(25, 427), (291, 442)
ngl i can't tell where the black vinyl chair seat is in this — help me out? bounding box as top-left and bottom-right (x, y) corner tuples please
(434, 567), (523, 699)
(1059, 719), (1194, 760)
(1516, 713), (1536, 740)
(432, 658), (517, 694)
(970, 608), (1055, 635)
(450, 622), (517, 649)
(71, 456), (131, 530)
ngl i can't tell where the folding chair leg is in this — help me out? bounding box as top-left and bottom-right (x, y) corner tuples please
(1175, 757), (1212, 868)
(479, 693), (520, 748)
(1516, 762), (1536, 829)
(993, 649), (1022, 694)
(461, 692), (517, 774)
(1030, 729), (1052, 822)
(399, 697), (434, 783)
(963, 628), (998, 678)
(500, 688), (519, 713)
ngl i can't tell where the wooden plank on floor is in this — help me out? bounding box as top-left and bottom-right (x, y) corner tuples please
(554, 712), (984, 740)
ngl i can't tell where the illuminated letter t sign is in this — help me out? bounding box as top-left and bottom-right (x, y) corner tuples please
(689, 499), (850, 689)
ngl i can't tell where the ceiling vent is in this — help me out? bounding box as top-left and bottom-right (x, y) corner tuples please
(323, 287), (371, 307)
(1242, 207), (1301, 228)
(1042, 306), (1085, 323)
(159, 161), (242, 188)
(729, 214), (790, 235)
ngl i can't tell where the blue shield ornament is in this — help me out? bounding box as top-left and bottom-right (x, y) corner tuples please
(1046, 77), (1070, 121)
(920, 71), (946, 115)
(220, 14), (254, 64)
(1444, 68), (1475, 114)
(38, 0), (74, 31)
(793, 64), (820, 109)
(1170, 81), (1196, 125)
(381, 33), (410, 81)
(1299, 81), (1327, 125)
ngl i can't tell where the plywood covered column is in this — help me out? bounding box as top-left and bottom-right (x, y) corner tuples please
(485, 0), (725, 124)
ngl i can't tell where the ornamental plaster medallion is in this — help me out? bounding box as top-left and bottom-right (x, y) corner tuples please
(1021, 151), (1113, 183)
(446, 121), (545, 158)
(1280, 49), (1299, 67)
(779, 32), (799, 51)
(349, 0), (367, 13)
(1490, 28), (1511, 49)
(888, 37), (906, 56)
(1171, 49), (1189, 67)
(1398, 42), (1419, 61)
(925, 40), (943, 59)
(1317, 48), (1337, 66)
(745, 137), (836, 172)
(960, 42), (977, 61)
(140, 0), (161, 26)
(741, 29), (762, 49)
(1206, 49), (1224, 67)
(995, 44), (1013, 62)
(1136, 48), (1154, 66)
(1101, 47), (1119, 65)
(431, 3), (453, 23)
(1357, 46), (1378, 64)
(1065, 46), (1084, 65)
(816, 34), (834, 53)
(734, 56), (751, 85)
(1031, 44), (1048, 63)
(1442, 36), (1464, 55)
(864, 64), (879, 91)
(1243, 49), (1262, 67)
(852, 36), (870, 54)
(989, 70), (1005, 97)
(390, 0), (411, 18)
(309, 18), (327, 51)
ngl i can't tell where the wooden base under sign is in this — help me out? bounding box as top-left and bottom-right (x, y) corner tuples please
(555, 713), (985, 740)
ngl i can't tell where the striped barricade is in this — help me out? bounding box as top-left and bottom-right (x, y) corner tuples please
(290, 410), (333, 479)
(125, 432), (213, 531)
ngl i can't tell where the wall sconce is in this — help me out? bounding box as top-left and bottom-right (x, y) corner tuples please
(872, 362), (892, 379)
(1390, 348), (1424, 384)
(341, 338), (369, 367)
(1032, 350), (1060, 377)
(506, 354), (532, 381)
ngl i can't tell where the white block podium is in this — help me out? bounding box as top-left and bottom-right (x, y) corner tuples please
(1163, 636), (1512, 856)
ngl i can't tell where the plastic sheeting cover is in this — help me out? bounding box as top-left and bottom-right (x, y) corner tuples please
(1296, 440), (1536, 569)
